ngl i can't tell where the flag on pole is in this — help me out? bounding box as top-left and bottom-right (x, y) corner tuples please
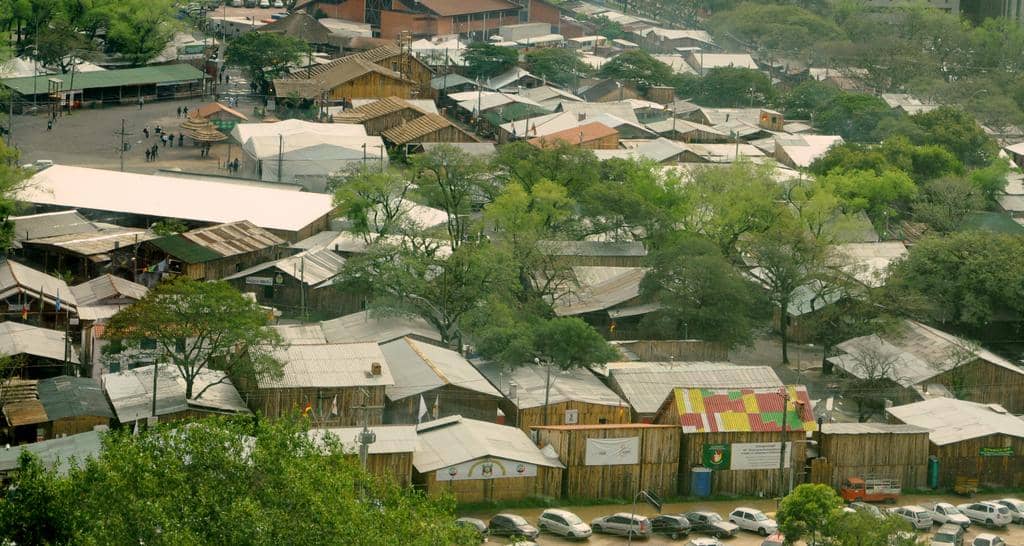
(55, 289), (61, 313)
(301, 402), (313, 418)
(330, 395), (338, 417)
(433, 395), (439, 419)
(418, 395), (428, 423)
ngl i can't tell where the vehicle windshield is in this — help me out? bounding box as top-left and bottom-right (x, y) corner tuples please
(934, 532), (956, 541)
(997, 507), (1010, 514)
(707, 514), (722, 523)
(943, 506), (961, 514)
(563, 514), (582, 525)
(508, 516), (527, 525)
(753, 513), (768, 521)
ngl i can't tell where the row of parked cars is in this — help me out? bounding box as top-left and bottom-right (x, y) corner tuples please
(864, 498), (1024, 546)
(457, 506), (780, 543)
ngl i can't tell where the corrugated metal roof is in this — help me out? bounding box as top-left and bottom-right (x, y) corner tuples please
(381, 113), (474, 145)
(274, 323), (329, 345)
(381, 338), (501, 401)
(557, 101), (640, 125)
(553, 266), (647, 317)
(11, 210), (98, 247)
(0, 260), (76, 310)
(413, 416), (563, 473)
(528, 121), (617, 148)
(320, 310), (442, 344)
(37, 376), (113, 421)
(609, 363), (783, 415)
(821, 423), (929, 435)
(2, 387), (47, 427)
(70, 274), (148, 306)
(476, 361), (625, 409)
(668, 385), (816, 433)
(332, 96), (427, 123)
(281, 45), (401, 80)
(829, 320), (1024, 388)
(0, 321), (78, 362)
(182, 220), (285, 259)
(0, 430), (103, 474)
(887, 398), (1024, 445)
(262, 343), (395, 389)
(310, 425), (417, 454)
(149, 235), (222, 263)
(2, 64), (203, 95)
(101, 364), (250, 422)
(224, 248), (345, 287)
(23, 227), (157, 260)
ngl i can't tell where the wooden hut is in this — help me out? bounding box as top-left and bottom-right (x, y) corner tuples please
(0, 322), (79, 380)
(413, 416), (564, 503)
(0, 261), (78, 330)
(380, 114), (480, 151)
(224, 248), (361, 318)
(476, 361), (630, 433)
(129, 221), (286, 284)
(887, 398), (1024, 489)
(274, 58), (415, 101)
(332, 96), (428, 135)
(654, 385), (816, 497)
(190, 102), (249, 132)
(240, 343), (394, 427)
(102, 364), (251, 426)
(534, 424), (680, 499)
(379, 337), (502, 425)
(274, 309), (443, 346)
(811, 423), (931, 490)
(310, 425), (417, 486)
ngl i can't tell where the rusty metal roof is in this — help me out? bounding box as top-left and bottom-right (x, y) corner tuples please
(666, 385), (816, 433)
(180, 220), (285, 259)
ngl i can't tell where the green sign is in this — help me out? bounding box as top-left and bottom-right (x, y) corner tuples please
(702, 443), (731, 470)
(980, 447), (1014, 457)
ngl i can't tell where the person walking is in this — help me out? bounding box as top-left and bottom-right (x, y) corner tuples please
(225, 74), (229, 85)
(145, 148), (151, 162)
(151, 144), (158, 159)
(138, 97), (143, 109)
(176, 106), (182, 118)
(178, 133), (184, 146)
(46, 119), (52, 131)
(232, 158), (240, 173)
(143, 126), (149, 139)
(182, 106), (189, 117)
(168, 135), (174, 148)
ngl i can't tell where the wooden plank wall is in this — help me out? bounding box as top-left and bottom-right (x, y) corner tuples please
(365, 452), (413, 487)
(934, 359), (1024, 414)
(329, 73), (413, 100)
(931, 433), (1024, 489)
(50, 415), (110, 439)
(421, 466), (563, 503)
(815, 431), (930, 489)
(616, 340), (730, 361)
(362, 109), (424, 135)
(535, 426), (680, 499)
(679, 431), (808, 497)
(385, 386), (499, 425)
(511, 401), (631, 435)
(245, 385), (386, 427)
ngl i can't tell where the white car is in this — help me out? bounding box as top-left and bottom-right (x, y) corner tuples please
(889, 505), (933, 530)
(728, 507), (778, 536)
(258, 0), (269, 7)
(537, 508), (592, 539)
(591, 513), (652, 538)
(957, 502), (1012, 527)
(928, 503), (971, 528)
(230, 0), (242, 6)
(973, 534), (1006, 546)
(272, 0), (283, 6)
(994, 498), (1024, 524)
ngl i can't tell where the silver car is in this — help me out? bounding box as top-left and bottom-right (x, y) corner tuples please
(995, 498), (1024, 524)
(928, 503), (972, 528)
(889, 505), (933, 530)
(728, 507), (778, 536)
(591, 512), (652, 538)
(538, 508), (592, 539)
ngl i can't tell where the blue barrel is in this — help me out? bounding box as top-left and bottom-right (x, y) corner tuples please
(691, 467), (712, 497)
(928, 456), (940, 489)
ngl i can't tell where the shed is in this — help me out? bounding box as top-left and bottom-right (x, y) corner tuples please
(774, 135), (844, 169)
(276, 310), (443, 346)
(654, 385), (816, 496)
(829, 320), (1024, 413)
(242, 343), (394, 427)
(223, 248), (358, 318)
(550, 267), (652, 336)
(0, 260), (77, 328)
(534, 424), (680, 498)
(19, 226), (158, 282)
(1, 64), (203, 108)
(274, 57), (416, 100)
(332, 96), (428, 135)
(887, 398), (1024, 489)
(381, 113), (479, 149)
(477, 362), (630, 433)
(578, 79), (643, 103)
(413, 415), (564, 503)
(71, 274), (148, 321)
(607, 363), (783, 422)
(380, 337), (502, 424)
(811, 423), (930, 490)
(0, 429), (103, 478)
(528, 122), (620, 150)
(101, 364), (250, 425)
(0, 321), (78, 379)
(190, 102), (249, 132)
(9, 210), (99, 250)
(13, 376), (113, 440)
(310, 425), (417, 486)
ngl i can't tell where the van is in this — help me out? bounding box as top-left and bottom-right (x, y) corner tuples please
(932, 523), (965, 546)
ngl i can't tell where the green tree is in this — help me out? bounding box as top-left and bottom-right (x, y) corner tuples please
(781, 80), (842, 119)
(333, 166), (415, 240)
(104, 278), (285, 399)
(412, 143), (495, 249)
(812, 92), (896, 142)
(777, 483), (844, 545)
(533, 316), (618, 371)
(0, 140), (28, 255)
(598, 49), (677, 90)
(911, 176), (984, 233)
(462, 42), (518, 80)
(692, 66), (774, 107)
(970, 158), (1011, 207)
(819, 169), (917, 235)
(0, 418), (478, 544)
(823, 510), (916, 545)
(226, 31), (308, 97)
(708, 2), (844, 53)
(104, 0), (177, 65)
(901, 106), (997, 167)
(639, 232), (763, 347)
(590, 14), (625, 40)
(524, 48), (592, 88)
(33, 14), (87, 72)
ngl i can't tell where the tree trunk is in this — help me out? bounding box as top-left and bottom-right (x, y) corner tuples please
(185, 377), (194, 400)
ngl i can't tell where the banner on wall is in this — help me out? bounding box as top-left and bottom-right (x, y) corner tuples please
(585, 437), (640, 466)
(435, 457), (537, 481)
(702, 442), (792, 470)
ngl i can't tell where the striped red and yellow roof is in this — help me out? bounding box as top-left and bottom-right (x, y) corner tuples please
(670, 386), (816, 433)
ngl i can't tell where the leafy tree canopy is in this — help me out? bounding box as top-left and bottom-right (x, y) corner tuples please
(524, 48), (592, 89)
(812, 92), (896, 142)
(226, 32), (309, 97)
(709, 2), (844, 53)
(463, 42), (518, 80)
(690, 66), (774, 107)
(598, 49), (678, 90)
(777, 483), (844, 545)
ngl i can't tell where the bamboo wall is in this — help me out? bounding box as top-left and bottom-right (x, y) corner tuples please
(505, 400), (631, 435)
(49, 415), (110, 439)
(365, 452), (414, 487)
(930, 433), (1024, 489)
(678, 431), (809, 497)
(244, 385), (386, 427)
(933, 359), (1024, 414)
(813, 430), (930, 489)
(227, 275), (366, 318)
(329, 73), (414, 100)
(615, 340), (730, 362)
(420, 465), (563, 503)
(535, 425), (680, 499)
(385, 386), (499, 425)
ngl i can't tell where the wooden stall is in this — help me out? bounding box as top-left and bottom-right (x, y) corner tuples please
(534, 424), (680, 499)
(812, 423), (931, 490)
(332, 97), (427, 135)
(928, 433), (1024, 489)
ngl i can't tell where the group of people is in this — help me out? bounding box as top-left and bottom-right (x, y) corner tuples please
(226, 158), (240, 174)
(144, 144), (160, 162)
(175, 106), (190, 118)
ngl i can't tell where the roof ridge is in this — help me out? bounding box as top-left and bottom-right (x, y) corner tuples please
(405, 337), (451, 386)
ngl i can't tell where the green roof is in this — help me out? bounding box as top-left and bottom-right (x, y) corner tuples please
(959, 211), (1024, 235)
(2, 64), (205, 95)
(149, 235), (222, 263)
(483, 103), (551, 126)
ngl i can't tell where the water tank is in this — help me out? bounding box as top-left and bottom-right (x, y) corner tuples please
(928, 456), (940, 489)
(691, 467), (712, 497)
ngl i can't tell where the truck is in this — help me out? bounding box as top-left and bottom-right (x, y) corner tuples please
(840, 476), (901, 503)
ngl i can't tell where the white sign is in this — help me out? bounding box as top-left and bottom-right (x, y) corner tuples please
(435, 457), (537, 482)
(564, 409), (579, 424)
(585, 437), (640, 466)
(245, 276), (274, 286)
(730, 442), (792, 470)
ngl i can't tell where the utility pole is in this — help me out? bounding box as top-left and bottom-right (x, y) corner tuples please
(277, 134), (283, 183)
(777, 387), (790, 499)
(115, 119), (133, 172)
(354, 388), (384, 469)
(536, 357), (553, 427)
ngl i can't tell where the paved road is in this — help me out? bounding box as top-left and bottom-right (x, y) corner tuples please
(464, 494), (1024, 545)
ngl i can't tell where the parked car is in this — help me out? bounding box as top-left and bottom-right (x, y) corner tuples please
(728, 507), (778, 536)
(488, 514), (539, 539)
(850, 501), (884, 519)
(761, 533), (786, 546)
(931, 523), (965, 546)
(257, 0), (269, 7)
(685, 511), (739, 538)
(651, 514), (691, 540)
(229, 0), (242, 6)
(889, 505), (933, 530)
(957, 502), (1012, 528)
(272, 0), (284, 6)
(590, 513), (652, 538)
(994, 498), (1024, 524)
(686, 538), (723, 546)
(455, 517), (488, 541)
(537, 509), (592, 539)
(927, 503), (972, 528)
(972, 534), (1006, 546)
